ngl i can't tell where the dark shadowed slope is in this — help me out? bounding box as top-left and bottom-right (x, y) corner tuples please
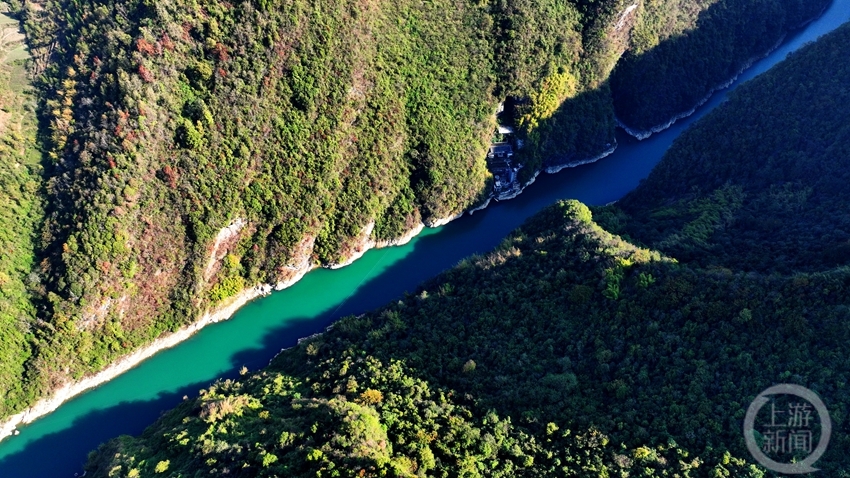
(85, 21), (850, 477)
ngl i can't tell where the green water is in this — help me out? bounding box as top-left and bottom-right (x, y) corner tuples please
(1, 3), (849, 475)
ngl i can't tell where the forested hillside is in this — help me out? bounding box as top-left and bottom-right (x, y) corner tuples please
(85, 21), (850, 477)
(0, 5), (42, 418)
(0, 0), (828, 425)
(601, 14), (850, 273)
(610, 0), (826, 133)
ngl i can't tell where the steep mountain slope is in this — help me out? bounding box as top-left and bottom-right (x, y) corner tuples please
(0, 5), (42, 416)
(85, 21), (850, 477)
(610, 0), (826, 134)
(0, 0), (829, 424)
(601, 15), (850, 273)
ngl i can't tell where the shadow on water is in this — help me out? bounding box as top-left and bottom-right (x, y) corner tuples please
(0, 384), (207, 476)
(1, 2), (849, 475)
(0, 149), (663, 476)
(0, 207), (505, 477)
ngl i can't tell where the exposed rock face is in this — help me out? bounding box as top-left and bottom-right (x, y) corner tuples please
(545, 142), (618, 174)
(0, 281), (272, 443)
(204, 218), (246, 282)
(1, 0), (833, 439)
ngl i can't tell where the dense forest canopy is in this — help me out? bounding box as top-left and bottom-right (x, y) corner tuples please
(610, 0), (827, 132)
(85, 20), (850, 477)
(601, 14), (850, 273)
(0, 0), (829, 430)
(0, 4), (41, 417)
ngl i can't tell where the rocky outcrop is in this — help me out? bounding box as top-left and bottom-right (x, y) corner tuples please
(425, 212), (465, 228)
(545, 142), (618, 174)
(326, 222), (377, 270)
(375, 223), (425, 248)
(0, 281), (273, 442)
(204, 218), (246, 281)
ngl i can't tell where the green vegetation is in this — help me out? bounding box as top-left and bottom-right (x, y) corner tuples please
(610, 0), (828, 132)
(0, 0), (828, 425)
(602, 16), (850, 274)
(0, 6), (41, 416)
(84, 22), (850, 476)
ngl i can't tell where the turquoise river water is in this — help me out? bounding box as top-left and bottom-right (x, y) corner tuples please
(1, 3), (849, 475)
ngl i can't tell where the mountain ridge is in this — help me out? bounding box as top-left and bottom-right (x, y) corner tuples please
(0, 0), (831, 435)
(82, 19), (850, 476)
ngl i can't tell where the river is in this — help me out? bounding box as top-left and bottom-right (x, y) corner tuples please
(1, 3), (849, 475)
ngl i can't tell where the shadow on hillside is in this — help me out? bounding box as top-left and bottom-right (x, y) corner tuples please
(516, 84), (616, 177)
(609, 0), (827, 130)
(511, 0), (825, 174)
(0, 206), (509, 477)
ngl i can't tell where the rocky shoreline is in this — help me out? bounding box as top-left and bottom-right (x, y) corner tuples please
(617, 35), (787, 140)
(468, 197), (491, 215)
(0, 136), (623, 443)
(545, 142), (618, 174)
(0, 32), (790, 439)
(0, 282), (273, 443)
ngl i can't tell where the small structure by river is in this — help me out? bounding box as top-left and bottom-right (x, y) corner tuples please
(488, 143), (521, 200)
(487, 102), (523, 200)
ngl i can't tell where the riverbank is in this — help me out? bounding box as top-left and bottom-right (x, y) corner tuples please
(545, 142), (618, 174)
(617, 34), (787, 140)
(0, 135), (622, 443)
(0, 2), (834, 442)
(325, 220), (427, 270)
(0, 282), (272, 443)
(618, 1), (831, 141)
